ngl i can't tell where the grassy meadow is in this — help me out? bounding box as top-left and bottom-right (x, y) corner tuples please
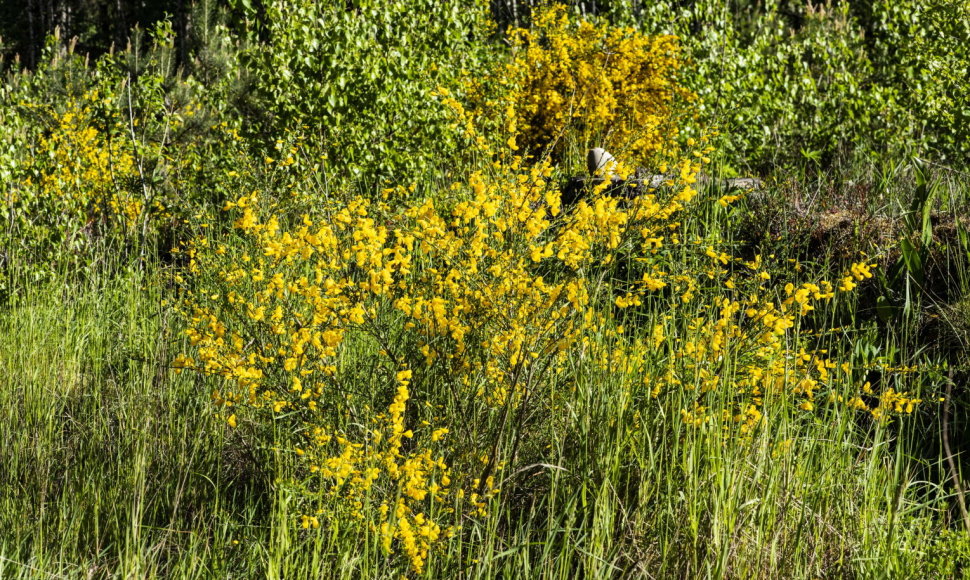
(2, 1), (970, 577)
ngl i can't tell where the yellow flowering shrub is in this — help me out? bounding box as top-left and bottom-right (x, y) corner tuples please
(582, 243), (918, 438)
(175, 126), (716, 571)
(0, 77), (238, 294)
(174, 109), (922, 573)
(0, 90), (144, 269)
(33, 94), (142, 228)
(466, 4), (693, 167)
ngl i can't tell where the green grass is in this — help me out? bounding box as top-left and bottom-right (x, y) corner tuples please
(0, 261), (262, 577)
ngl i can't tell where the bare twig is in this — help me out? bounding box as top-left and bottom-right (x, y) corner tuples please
(942, 369), (970, 532)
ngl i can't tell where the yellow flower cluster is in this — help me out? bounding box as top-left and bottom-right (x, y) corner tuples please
(830, 381), (922, 421)
(313, 370), (454, 574)
(839, 261), (876, 291)
(466, 4), (692, 167)
(605, 246), (919, 435)
(19, 91), (142, 229)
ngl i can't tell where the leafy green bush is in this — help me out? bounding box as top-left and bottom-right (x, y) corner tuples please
(230, 0), (491, 188)
(606, 0), (970, 173)
(863, 0), (970, 164)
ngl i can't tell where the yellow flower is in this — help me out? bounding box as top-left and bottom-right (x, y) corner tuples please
(839, 276), (856, 292)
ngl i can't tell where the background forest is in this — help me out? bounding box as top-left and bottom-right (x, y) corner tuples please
(2, 0), (970, 577)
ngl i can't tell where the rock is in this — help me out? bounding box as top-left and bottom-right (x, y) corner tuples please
(587, 148), (616, 177)
(561, 148), (762, 207)
(724, 177), (762, 190)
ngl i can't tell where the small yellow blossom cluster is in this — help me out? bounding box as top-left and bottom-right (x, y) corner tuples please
(658, 288), (847, 434)
(829, 381), (923, 421)
(839, 261), (876, 291)
(604, 245), (919, 435)
(465, 4), (692, 166)
(311, 370), (455, 575)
